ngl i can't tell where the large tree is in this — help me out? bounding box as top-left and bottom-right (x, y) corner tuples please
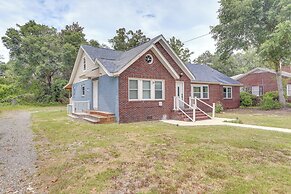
(168, 36), (193, 63)
(2, 20), (62, 100)
(211, 0), (291, 105)
(109, 28), (150, 51)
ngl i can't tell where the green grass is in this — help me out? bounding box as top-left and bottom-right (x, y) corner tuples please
(217, 108), (291, 129)
(30, 107), (291, 193)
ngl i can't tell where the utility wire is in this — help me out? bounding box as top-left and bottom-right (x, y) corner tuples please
(183, 33), (210, 44)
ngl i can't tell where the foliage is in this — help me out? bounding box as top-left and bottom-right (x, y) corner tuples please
(168, 36), (193, 63)
(215, 101), (224, 113)
(109, 28), (150, 51)
(240, 92), (254, 107)
(260, 91), (282, 110)
(211, 0), (291, 104)
(194, 49), (264, 76)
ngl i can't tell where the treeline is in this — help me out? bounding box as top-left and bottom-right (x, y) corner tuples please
(0, 21), (194, 104)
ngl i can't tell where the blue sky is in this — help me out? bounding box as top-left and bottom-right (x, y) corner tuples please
(0, 0), (219, 62)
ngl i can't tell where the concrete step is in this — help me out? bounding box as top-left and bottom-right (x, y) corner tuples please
(83, 117), (100, 124)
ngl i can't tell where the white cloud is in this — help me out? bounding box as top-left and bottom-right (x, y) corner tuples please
(0, 0), (219, 62)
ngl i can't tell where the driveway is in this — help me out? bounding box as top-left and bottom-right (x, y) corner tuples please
(0, 111), (36, 193)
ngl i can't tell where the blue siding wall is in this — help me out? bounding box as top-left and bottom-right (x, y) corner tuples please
(72, 79), (93, 111)
(98, 75), (119, 122)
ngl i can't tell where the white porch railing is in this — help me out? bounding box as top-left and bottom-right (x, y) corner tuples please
(173, 96), (196, 122)
(72, 101), (90, 113)
(174, 96), (216, 122)
(189, 97), (215, 119)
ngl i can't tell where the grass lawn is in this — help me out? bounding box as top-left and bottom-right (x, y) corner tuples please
(217, 108), (291, 129)
(31, 107), (291, 193)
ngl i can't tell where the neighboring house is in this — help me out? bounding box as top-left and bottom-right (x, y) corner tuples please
(65, 35), (241, 123)
(232, 67), (291, 101)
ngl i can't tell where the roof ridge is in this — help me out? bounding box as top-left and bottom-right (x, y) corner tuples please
(81, 44), (124, 53)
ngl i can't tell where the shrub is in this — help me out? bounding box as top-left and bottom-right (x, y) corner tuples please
(240, 92), (253, 107)
(260, 91), (282, 110)
(215, 101), (224, 113)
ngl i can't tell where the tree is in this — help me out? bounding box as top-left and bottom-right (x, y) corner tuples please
(168, 36), (193, 63)
(211, 0), (291, 105)
(193, 50), (214, 64)
(60, 22), (87, 80)
(2, 20), (62, 101)
(109, 28), (149, 51)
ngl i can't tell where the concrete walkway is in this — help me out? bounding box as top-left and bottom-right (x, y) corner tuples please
(162, 118), (291, 133)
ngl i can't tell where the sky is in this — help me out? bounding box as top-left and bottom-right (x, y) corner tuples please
(0, 0), (220, 62)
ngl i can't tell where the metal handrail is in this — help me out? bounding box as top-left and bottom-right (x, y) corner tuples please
(189, 97), (215, 118)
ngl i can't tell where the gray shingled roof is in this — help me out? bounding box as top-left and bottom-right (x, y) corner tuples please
(186, 64), (241, 85)
(82, 35), (162, 73)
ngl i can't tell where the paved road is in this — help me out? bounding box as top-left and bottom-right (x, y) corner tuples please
(0, 111), (36, 193)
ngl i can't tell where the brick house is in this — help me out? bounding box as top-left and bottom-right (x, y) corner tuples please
(232, 67), (291, 102)
(65, 35), (241, 123)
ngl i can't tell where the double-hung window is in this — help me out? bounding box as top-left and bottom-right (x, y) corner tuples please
(252, 86), (263, 96)
(129, 78), (164, 100)
(223, 86), (232, 99)
(287, 84), (291, 96)
(192, 85), (209, 99)
(129, 80), (138, 99)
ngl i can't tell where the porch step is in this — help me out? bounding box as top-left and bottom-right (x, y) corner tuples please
(72, 111), (115, 124)
(174, 109), (211, 121)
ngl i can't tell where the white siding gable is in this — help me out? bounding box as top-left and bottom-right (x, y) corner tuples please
(73, 52), (96, 84)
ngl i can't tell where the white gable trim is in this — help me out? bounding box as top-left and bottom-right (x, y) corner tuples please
(66, 47), (84, 87)
(235, 67), (291, 80)
(112, 43), (160, 76)
(158, 36), (195, 81)
(151, 45), (180, 79)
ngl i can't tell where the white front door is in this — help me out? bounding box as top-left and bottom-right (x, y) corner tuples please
(92, 80), (98, 110)
(176, 81), (184, 109)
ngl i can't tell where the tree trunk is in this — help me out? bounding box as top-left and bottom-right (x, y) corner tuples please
(275, 62), (286, 106)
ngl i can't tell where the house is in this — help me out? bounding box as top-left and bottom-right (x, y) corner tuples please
(65, 35), (241, 123)
(232, 67), (291, 101)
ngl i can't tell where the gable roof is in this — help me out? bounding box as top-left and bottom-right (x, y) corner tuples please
(81, 35), (162, 74)
(186, 64), (241, 85)
(232, 67), (291, 80)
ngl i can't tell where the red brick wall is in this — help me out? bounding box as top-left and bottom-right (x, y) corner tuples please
(238, 72), (278, 93)
(118, 42), (240, 123)
(192, 84), (240, 112)
(118, 47), (191, 123)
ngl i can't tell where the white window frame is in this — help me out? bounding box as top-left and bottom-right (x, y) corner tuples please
(191, 84), (209, 99)
(83, 57), (86, 71)
(251, 86), (260, 96)
(128, 78), (165, 101)
(287, 84), (291, 96)
(81, 84), (85, 96)
(223, 86), (232, 99)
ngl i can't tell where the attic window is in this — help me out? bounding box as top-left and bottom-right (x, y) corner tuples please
(83, 57), (86, 71)
(145, 54), (153, 64)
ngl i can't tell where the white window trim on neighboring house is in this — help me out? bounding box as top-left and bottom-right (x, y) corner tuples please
(191, 84), (209, 99)
(128, 78), (165, 101)
(287, 84), (291, 96)
(223, 86), (232, 99)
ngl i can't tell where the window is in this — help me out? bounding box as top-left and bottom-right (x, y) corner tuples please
(287, 84), (291, 96)
(81, 85), (85, 96)
(252, 86), (264, 96)
(223, 86), (232, 99)
(129, 80), (138, 99)
(145, 54), (153, 64)
(83, 57), (86, 71)
(142, 80), (151, 99)
(128, 78), (164, 100)
(192, 85), (209, 99)
(155, 81), (163, 99)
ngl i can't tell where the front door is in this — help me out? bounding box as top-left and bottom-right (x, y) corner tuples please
(92, 80), (98, 110)
(176, 81), (184, 109)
